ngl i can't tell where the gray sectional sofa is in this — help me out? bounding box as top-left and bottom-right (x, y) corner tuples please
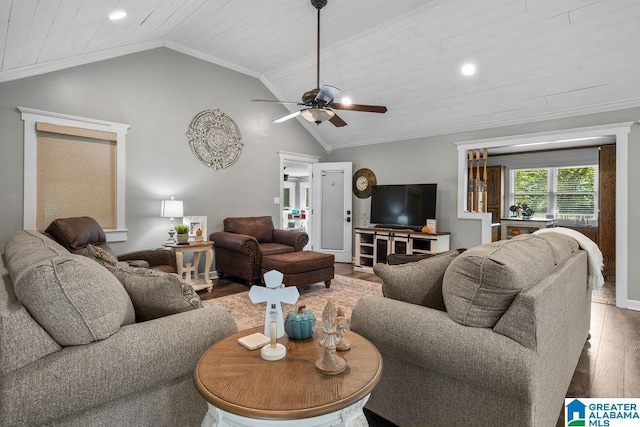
(0, 230), (237, 426)
(351, 232), (593, 427)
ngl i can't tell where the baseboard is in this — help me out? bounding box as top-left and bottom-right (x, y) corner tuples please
(624, 298), (640, 311)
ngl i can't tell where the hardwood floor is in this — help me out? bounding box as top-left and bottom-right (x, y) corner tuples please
(196, 264), (640, 426)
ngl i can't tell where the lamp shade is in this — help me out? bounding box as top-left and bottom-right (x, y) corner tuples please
(161, 198), (184, 218)
(300, 108), (335, 124)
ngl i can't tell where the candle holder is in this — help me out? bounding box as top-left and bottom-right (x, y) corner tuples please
(261, 319), (286, 361)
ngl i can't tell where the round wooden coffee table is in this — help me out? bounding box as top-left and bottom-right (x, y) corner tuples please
(194, 326), (383, 426)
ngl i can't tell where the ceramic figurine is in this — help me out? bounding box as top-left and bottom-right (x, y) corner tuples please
(249, 270), (299, 339)
(315, 300), (348, 375)
(249, 270), (299, 361)
(335, 307), (351, 351)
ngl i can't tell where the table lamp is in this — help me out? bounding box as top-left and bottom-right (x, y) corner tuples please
(161, 196), (184, 243)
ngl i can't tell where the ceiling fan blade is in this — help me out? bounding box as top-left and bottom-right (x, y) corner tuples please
(330, 103), (388, 114)
(273, 110), (302, 123)
(315, 85), (341, 104)
(251, 99), (303, 105)
(329, 113), (347, 127)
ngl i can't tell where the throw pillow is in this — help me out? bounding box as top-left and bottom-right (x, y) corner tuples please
(373, 250), (461, 310)
(442, 235), (557, 328)
(14, 254), (135, 346)
(83, 244), (203, 322)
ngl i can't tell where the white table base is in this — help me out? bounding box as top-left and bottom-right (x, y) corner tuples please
(202, 394), (370, 427)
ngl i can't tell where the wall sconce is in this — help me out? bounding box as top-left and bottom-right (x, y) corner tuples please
(161, 196), (184, 243)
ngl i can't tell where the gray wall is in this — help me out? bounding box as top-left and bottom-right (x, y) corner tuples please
(0, 48), (327, 253)
(1, 46), (638, 302)
(329, 110), (640, 302)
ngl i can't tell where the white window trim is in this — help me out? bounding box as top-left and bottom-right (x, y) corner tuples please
(19, 107), (130, 242)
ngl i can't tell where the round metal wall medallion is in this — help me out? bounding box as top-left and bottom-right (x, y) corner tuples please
(187, 109), (243, 170)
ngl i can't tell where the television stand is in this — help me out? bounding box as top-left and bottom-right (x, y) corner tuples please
(373, 224), (422, 231)
(354, 227), (451, 273)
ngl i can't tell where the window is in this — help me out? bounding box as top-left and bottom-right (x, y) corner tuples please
(300, 182), (310, 209)
(20, 107), (130, 241)
(283, 182), (296, 209)
(36, 123), (117, 230)
(510, 165), (598, 220)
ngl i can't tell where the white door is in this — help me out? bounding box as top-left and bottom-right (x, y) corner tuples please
(311, 162), (353, 263)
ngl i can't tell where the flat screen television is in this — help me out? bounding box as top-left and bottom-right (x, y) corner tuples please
(370, 184), (437, 230)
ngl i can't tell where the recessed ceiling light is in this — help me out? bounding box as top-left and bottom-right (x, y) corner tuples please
(109, 10), (127, 20)
(461, 63), (476, 76)
(340, 97), (352, 106)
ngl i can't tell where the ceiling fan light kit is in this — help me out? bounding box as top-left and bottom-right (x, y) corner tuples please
(252, 0), (387, 127)
(301, 108), (335, 124)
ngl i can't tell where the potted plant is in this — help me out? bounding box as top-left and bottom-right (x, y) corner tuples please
(509, 203), (534, 219)
(521, 205), (534, 219)
(174, 224), (190, 244)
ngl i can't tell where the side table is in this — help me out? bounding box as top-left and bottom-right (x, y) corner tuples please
(194, 326), (383, 426)
(163, 240), (214, 292)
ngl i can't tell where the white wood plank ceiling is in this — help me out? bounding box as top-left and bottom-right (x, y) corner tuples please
(1, 0), (639, 151)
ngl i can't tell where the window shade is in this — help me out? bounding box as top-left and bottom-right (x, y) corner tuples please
(36, 127), (117, 231)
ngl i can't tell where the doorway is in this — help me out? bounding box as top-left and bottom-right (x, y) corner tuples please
(278, 152), (320, 249)
(456, 121), (632, 309)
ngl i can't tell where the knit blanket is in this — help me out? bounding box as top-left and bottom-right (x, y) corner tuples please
(534, 227), (604, 291)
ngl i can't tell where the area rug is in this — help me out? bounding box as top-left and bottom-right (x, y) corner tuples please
(207, 275), (383, 331)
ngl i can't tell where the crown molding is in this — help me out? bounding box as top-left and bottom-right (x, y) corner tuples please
(329, 97), (640, 150)
(162, 40), (260, 79)
(0, 40), (164, 84)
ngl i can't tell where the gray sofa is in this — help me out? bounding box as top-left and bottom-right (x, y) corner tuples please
(0, 230), (237, 426)
(351, 232), (592, 427)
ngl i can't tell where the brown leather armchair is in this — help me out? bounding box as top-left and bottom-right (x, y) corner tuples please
(210, 216), (308, 285)
(45, 216), (177, 273)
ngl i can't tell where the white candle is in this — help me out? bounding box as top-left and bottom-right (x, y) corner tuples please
(270, 320), (277, 348)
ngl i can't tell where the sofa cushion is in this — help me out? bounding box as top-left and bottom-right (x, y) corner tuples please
(3, 230), (69, 285)
(374, 250), (461, 310)
(1, 254), (62, 375)
(83, 245), (203, 322)
(7, 230), (135, 346)
(531, 232), (579, 264)
(443, 234), (561, 328)
(224, 216), (274, 243)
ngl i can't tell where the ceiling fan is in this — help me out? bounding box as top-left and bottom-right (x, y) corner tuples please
(251, 0), (387, 127)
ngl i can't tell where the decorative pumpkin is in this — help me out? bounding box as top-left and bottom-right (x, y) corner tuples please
(285, 305), (316, 340)
(421, 226), (430, 233)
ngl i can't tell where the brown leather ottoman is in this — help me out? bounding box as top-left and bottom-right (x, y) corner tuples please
(261, 251), (335, 288)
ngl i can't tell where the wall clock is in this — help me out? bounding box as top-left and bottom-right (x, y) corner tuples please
(187, 109), (243, 170)
(352, 168), (377, 199)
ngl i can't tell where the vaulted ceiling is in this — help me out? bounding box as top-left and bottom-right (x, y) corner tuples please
(1, 0), (639, 151)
